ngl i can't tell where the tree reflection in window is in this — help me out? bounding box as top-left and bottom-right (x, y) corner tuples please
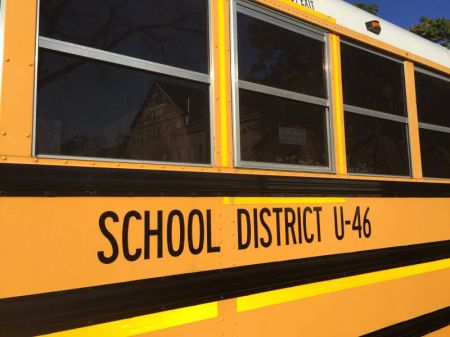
(40, 0), (208, 77)
(238, 13), (326, 98)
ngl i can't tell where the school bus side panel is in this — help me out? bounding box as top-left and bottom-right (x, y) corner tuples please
(1, 196), (449, 298)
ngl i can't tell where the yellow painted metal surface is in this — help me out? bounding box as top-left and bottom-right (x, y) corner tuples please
(237, 258), (450, 312)
(35, 266), (450, 337)
(254, 0), (336, 24)
(329, 34), (347, 175)
(212, 0), (233, 168)
(218, 0), (232, 168)
(1, 196), (449, 298)
(234, 268), (450, 337)
(40, 302), (218, 337)
(4, 154), (450, 185)
(404, 61), (423, 179)
(0, 0), (37, 157)
(223, 196), (346, 205)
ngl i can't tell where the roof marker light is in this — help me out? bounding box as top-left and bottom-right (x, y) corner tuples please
(366, 20), (381, 35)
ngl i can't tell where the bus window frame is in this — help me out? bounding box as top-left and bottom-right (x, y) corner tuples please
(341, 39), (412, 178)
(231, 0), (335, 174)
(32, 0), (215, 168)
(414, 66), (450, 179)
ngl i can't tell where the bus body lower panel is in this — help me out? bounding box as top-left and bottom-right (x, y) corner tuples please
(1, 189), (449, 336)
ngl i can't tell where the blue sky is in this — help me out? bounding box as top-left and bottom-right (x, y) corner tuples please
(344, 0), (450, 29)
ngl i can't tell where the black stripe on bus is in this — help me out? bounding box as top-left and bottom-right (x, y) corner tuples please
(0, 240), (449, 337)
(0, 163), (449, 197)
(362, 306), (450, 337)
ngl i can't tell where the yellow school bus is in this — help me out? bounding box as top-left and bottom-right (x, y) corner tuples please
(0, 0), (449, 336)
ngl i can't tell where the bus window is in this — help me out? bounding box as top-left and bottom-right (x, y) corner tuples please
(341, 41), (410, 176)
(233, 1), (331, 172)
(415, 68), (450, 179)
(35, 0), (211, 165)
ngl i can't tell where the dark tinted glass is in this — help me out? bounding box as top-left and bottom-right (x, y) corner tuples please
(239, 90), (328, 167)
(345, 112), (410, 176)
(419, 129), (450, 179)
(40, 0), (208, 73)
(237, 13), (326, 98)
(341, 42), (406, 116)
(415, 71), (450, 128)
(36, 49), (210, 164)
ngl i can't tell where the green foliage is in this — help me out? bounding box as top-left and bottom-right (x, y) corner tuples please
(410, 17), (450, 49)
(353, 2), (379, 15)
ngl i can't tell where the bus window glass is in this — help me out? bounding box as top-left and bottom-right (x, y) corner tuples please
(239, 89), (328, 166)
(39, 0), (209, 73)
(415, 71), (450, 128)
(415, 68), (450, 179)
(345, 112), (410, 176)
(237, 13), (326, 98)
(36, 50), (210, 164)
(419, 129), (450, 179)
(235, 5), (330, 171)
(341, 42), (406, 117)
(36, 0), (211, 164)
(341, 41), (410, 176)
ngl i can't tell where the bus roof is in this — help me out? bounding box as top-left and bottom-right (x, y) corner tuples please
(297, 0), (450, 68)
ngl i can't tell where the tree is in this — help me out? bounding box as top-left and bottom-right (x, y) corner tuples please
(410, 17), (450, 49)
(353, 2), (378, 15)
